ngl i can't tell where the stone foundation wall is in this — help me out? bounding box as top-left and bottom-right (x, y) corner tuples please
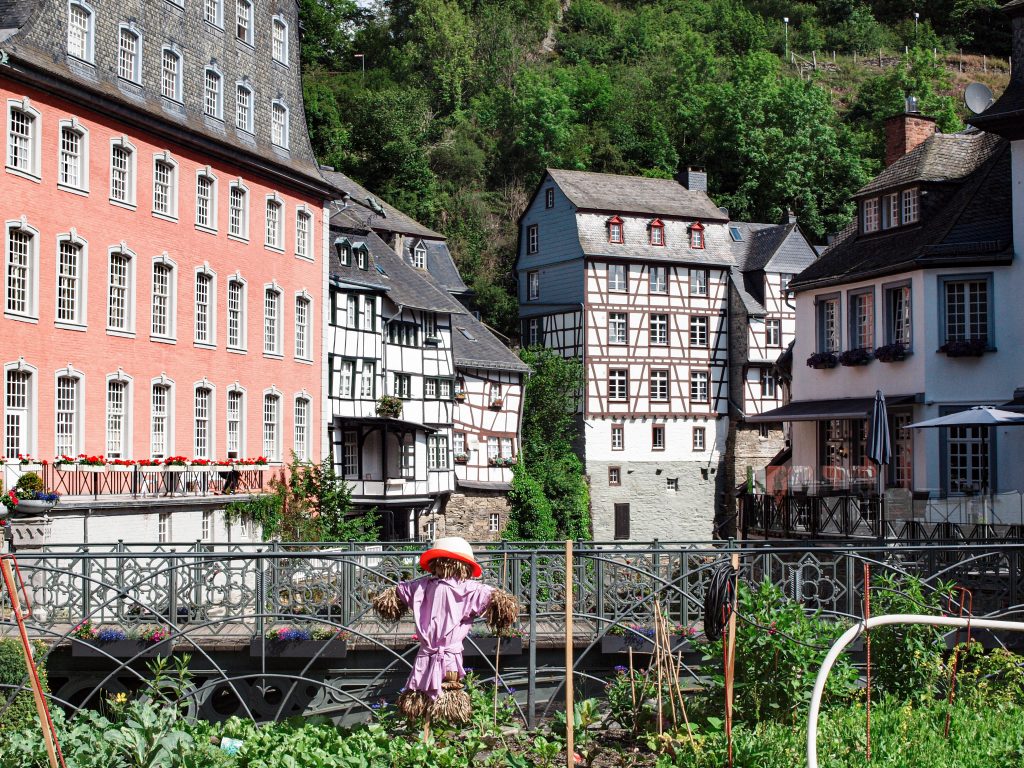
(723, 423), (787, 536)
(438, 491), (511, 541)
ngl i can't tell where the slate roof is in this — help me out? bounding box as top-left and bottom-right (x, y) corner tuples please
(452, 313), (531, 373)
(727, 222), (817, 317)
(857, 132), (1002, 196)
(968, 81), (1024, 138)
(320, 170), (442, 239)
(548, 169), (729, 221)
(790, 134), (1012, 292)
(0, 0), (32, 40)
(579, 225), (737, 266)
(404, 240), (471, 295)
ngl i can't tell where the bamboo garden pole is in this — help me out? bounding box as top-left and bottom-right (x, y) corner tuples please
(565, 540), (574, 768)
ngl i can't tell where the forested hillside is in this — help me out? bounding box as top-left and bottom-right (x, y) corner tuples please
(299, 0), (1009, 335)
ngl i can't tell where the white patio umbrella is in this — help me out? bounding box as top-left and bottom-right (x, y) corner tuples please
(904, 406), (1024, 429)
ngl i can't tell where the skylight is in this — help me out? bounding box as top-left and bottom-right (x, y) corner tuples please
(458, 327), (477, 341)
(729, 226), (743, 242)
(375, 264), (387, 276)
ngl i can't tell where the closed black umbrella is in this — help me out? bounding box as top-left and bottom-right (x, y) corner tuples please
(868, 390), (891, 495)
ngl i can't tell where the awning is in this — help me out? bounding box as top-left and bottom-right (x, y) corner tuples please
(456, 478), (512, 492)
(332, 416), (438, 433)
(746, 394), (922, 423)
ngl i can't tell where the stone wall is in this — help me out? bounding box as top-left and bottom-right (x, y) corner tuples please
(723, 423), (787, 536)
(437, 491), (510, 541)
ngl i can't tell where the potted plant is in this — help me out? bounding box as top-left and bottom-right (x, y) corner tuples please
(806, 351), (839, 370)
(10, 454), (42, 471)
(490, 398), (504, 409)
(838, 348), (873, 367)
(939, 338), (987, 358)
(250, 625), (350, 662)
(109, 459), (136, 472)
(54, 455), (78, 471)
(71, 621), (171, 659)
(464, 627), (523, 657)
(10, 474), (58, 513)
(376, 395), (403, 419)
(454, 453), (469, 464)
(454, 391), (466, 402)
(190, 458), (213, 471)
(601, 622), (696, 654)
(137, 458), (163, 472)
(163, 456), (190, 472)
(874, 342), (908, 363)
(76, 454), (106, 472)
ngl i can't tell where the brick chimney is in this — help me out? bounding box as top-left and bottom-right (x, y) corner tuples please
(677, 165), (708, 193)
(884, 98), (936, 167)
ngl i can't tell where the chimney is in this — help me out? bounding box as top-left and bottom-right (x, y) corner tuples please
(783, 209), (797, 225)
(678, 165), (707, 193)
(884, 96), (936, 167)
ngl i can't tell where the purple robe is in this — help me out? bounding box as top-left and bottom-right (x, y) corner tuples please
(396, 576), (494, 700)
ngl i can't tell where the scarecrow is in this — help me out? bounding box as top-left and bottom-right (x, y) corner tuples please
(371, 536), (520, 724)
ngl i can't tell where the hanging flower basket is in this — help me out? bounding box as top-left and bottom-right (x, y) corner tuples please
(838, 348), (873, 367)
(806, 352), (838, 370)
(939, 339), (987, 358)
(376, 395), (403, 419)
(874, 342), (908, 363)
(454, 453), (469, 464)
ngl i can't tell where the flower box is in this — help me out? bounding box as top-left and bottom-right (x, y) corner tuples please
(7, 462), (42, 472)
(109, 464), (136, 472)
(464, 637), (522, 657)
(939, 339), (987, 358)
(874, 343), (908, 363)
(806, 352), (838, 370)
(164, 465), (189, 473)
(54, 464), (78, 472)
(454, 392), (466, 402)
(249, 637), (348, 662)
(838, 348), (873, 367)
(14, 499), (57, 514)
(77, 465), (106, 473)
(72, 639), (171, 659)
(454, 455), (469, 464)
(601, 634), (693, 655)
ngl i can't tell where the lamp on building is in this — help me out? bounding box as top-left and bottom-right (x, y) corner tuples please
(783, 17), (789, 60)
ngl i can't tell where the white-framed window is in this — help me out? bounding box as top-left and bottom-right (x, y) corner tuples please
(885, 283), (912, 347)
(4, 363), (36, 459)
(489, 512), (500, 533)
(689, 268), (708, 296)
(194, 385), (213, 459)
(158, 512), (171, 543)
(236, 0), (253, 44)
(55, 371), (82, 456)
(947, 425), (991, 494)
(334, 358), (354, 398)
(58, 120), (88, 192)
(862, 197), (880, 233)
(195, 269), (215, 345)
(766, 319), (781, 347)
(7, 100), (41, 178)
(356, 244), (368, 269)
(394, 373), (411, 399)
(228, 181), (248, 239)
(106, 245), (135, 334)
(650, 370), (669, 401)
(650, 313), (668, 345)
(202, 510), (213, 541)
(650, 220), (665, 246)
(608, 263), (627, 291)
(527, 270), (539, 300)
(110, 138), (136, 206)
(689, 224), (705, 249)
(55, 234), (86, 327)
(849, 289), (874, 349)
(67, 2), (95, 62)
(195, 170), (217, 231)
(360, 361), (375, 398)
(608, 217), (623, 243)
(693, 427), (706, 451)
(271, 102), (289, 149)
(428, 435), (449, 470)
(649, 266), (667, 293)
(265, 197), (283, 249)
(608, 312), (627, 344)
(272, 16), (289, 63)
(608, 369), (627, 401)
(264, 286), (282, 355)
(235, 84), (253, 133)
(346, 294), (359, 329)
(760, 368), (777, 399)
(226, 388), (244, 458)
(105, 375), (131, 458)
(204, 67), (223, 119)
(341, 430), (358, 477)
(943, 276), (990, 345)
(652, 424), (665, 450)
(262, 392), (280, 461)
(817, 295), (840, 353)
(204, 0), (223, 27)
(487, 436), (499, 461)
(152, 154), (178, 218)
(690, 371), (709, 403)
(526, 224), (538, 254)
(150, 380), (172, 458)
(412, 241), (427, 269)
(902, 187), (919, 225)
(227, 277), (246, 350)
(160, 48), (182, 101)
(611, 423), (623, 450)
(526, 317), (540, 346)
(294, 395), (310, 461)
(689, 315), (708, 347)
(5, 220), (38, 319)
(117, 26), (142, 83)
(295, 208), (312, 259)
(295, 294), (311, 360)
(151, 256), (175, 340)
(882, 191), (900, 230)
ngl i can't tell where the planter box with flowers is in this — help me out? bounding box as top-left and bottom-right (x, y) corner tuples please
(939, 339), (988, 358)
(14, 492), (60, 514)
(71, 622), (171, 659)
(838, 348), (873, 367)
(53, 455), (80, 472)
(137, 459), (164, 473)
(75, 455), (107, 472)
(464, 629), (523, 657)
(601, 623), (698, 655)
(7, 454), (42, 472)
(454, 453), (469, 465)
(454, 392), (467, 403)
(376, 395), (403, 419)
(806, 352), (838, 370)
(233, 457), (269, 469)
(108, 459), (136, 473)
(163, 456), (190, 472)
(874, 342), (908, 363)
(250, 626), (350, 662)
(488, 456), (517, 468)
(189, 459), (214, 472)
(490, 398), (504, 409)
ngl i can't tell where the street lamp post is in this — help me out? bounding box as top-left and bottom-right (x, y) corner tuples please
(913, 12), (919, 44)
(783, 17), (789, 61)
(354, 53), (365, 81)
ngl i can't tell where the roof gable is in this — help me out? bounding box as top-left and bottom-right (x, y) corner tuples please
(547, 168), (728, 221)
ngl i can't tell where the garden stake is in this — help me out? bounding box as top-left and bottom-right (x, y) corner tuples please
(724, 551), (739, 768)
(565, 539), (575, 768)
(676, 650), (696, 751)
(494, 550), (509, 729)
(654, 601), (676, 729)
(863, 563), (872, 761)
(628, 647), (637, 716)
(944, 587), (973, 739)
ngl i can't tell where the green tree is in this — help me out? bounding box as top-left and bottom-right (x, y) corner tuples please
(298, 0), (362, 71)
(404, 0), (477, 115)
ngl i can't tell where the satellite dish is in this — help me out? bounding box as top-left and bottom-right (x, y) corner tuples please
(964, 82), (994, 115)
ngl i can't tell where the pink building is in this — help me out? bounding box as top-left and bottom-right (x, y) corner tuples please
(0, 0), (335, 470)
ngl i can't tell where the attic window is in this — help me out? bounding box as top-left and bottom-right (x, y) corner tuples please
(901, 187), (919, 224)
(545, 188), (555, 208)
(689, 221), (705, 250)
(862, 198), (880, 233)
(729, 226), (743, 242)
(649, 219), (665, 247)
(353, 243), (368, 270)
(335, 238), (352, 266)
(459, 327), (477, 341)
(607, 216), (624, 244)
(412, 241), (427, 269)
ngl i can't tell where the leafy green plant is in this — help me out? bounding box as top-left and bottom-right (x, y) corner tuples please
(0, 639), (49, 734)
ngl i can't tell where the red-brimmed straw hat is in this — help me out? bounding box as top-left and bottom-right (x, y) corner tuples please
(419, 536), (482, 579)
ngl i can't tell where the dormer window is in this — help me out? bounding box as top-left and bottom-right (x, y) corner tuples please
(882, 192), (899, 229)
(902, 187), (919, 224)
(608, 216), (623, 244)
(412, 241), (426, 269)
(355, 244), (368, 270)
(862, 198), (880, 233)
(689, 221), (705, 249)
(649, 219), (665, 246)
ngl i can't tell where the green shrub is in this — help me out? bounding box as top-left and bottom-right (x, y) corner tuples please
(0, 638), (49, 734)
(13, 474), (43, 497)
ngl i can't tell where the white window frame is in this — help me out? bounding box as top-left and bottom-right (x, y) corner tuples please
(412, 241), (427, 269)
(235, 0), (253, 45)
(149, 375), (175, 460)
(264, 283), (283, 356)
(4, 360), (38, 460)
(689, 268), (708, 296)
(265, 194), (284, 250)
(689, 315), (708, 348)
(902, 187), (920, 225)
(690, 371), (710, 404)
(293, 393), (311, 462)
(195, 167), (218, 232)
(152, 152), (178, 220)
(228, 179), (249, 240)
(272, 16), (290, 64)
(526, 224), (538, 254)
(104, 371), (133, 459)
(105, 243), (136, 336)
(649, 265), (667, 293)
(67, 1), (95, 63)
(4, 219), (39, 322)
(235, 83), (254, 133)
(158, 512), (171, 543)
(428, 434), (449, 470)
(610, 423), (623, 451)
(194, 265), (217, 347)
(527, 270), (540, 301)
(608, 312), (627, 345)
(203, 66), (224, 120)
(54, 366), (85, 457)
(608, 263), (627, 292)
(109, 137), (137, 208)
(193, 380), (216, 460)
(650, 313), (668, 345)
(650, 370), (669, 402)
(295, 206), (313, 260)
(160, 47), (183, 102)
(226, 385), (246, 459)
(294, 291), (312, 361)
(693, 427), (706, 452)
(608, 369), (627, 401)
(204, 0), (223, 28)
(117, 25), (142, 84)
(150, 252), (177, 342)
(226, 273), (247, 352)
(57, 118), (89, 194)
(270, 101), (290, 149)
(862, 197), (880, 233)
(765, 318), (781, 347)
(262, 388), (282, 462)
(7, 98), (42, 181)
(54, 229), (89, 329)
